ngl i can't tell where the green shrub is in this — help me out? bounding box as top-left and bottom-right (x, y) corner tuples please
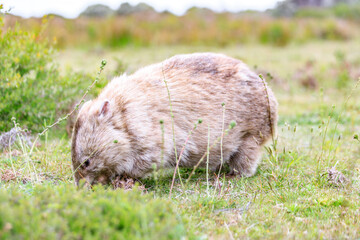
(0, 15), (95, 132)
(260, 22), (291, 46)
(295, 8), (332, 18)
(333, 3), (360, 20)
(0, 184), (188, 239)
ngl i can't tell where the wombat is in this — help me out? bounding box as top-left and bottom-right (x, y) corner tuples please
(71, 53), (278, 185)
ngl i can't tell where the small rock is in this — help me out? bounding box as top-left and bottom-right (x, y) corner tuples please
(0, 127), (33, 150)
(327, 167), (349, 187)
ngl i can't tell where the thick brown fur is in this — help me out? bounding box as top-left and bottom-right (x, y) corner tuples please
(71, 53), (278, 185)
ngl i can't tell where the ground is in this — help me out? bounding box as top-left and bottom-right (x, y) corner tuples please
(1, 41), (360, 239)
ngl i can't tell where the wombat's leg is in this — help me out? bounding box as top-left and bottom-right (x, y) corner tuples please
(228, 135), (261, 177)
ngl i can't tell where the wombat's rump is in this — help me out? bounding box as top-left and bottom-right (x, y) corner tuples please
(71, 53), (278, 185)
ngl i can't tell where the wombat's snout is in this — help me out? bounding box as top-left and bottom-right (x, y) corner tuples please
(75, 173), (113, 187)
(95, 175), (112, 185)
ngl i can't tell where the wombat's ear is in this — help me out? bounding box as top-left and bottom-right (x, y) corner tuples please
(99, 100), (110, 117)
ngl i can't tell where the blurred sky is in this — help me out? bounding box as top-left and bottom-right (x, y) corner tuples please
(2, 0), (279, 18)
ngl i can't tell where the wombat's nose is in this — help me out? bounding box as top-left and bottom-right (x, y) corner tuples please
(84, 176), (95, 186)
(84, 175), (109, 186)
(97, 175), (109, 185)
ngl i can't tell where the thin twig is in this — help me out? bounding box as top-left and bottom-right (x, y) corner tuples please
(214, 201), (251, 214)
(224, 222), (235, 240)
(29, 60), (107, 155)
(160, 120), (165, 168)
(206, 124), (210, 196)
(259, 74), (275, 142)
(214, 103), (226, 194)
(169, 120), (201, 198)
(161, 64), (185, 196)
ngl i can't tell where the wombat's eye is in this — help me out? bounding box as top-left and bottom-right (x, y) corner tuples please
(82, 159), (90, 168)
(84, 160), (90, 167)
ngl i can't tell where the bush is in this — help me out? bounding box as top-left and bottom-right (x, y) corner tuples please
(0, 14), (94, 132)
(260, 22), (291, 46)
(333, 3), (360, 20)
(0, 184), (188, 239)
(5, 10), (360, 49)
(295, 8), (332, 18)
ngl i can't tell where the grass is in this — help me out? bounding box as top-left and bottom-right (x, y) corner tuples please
(1, 43), (360, 239)
(0, 184), (188, 239)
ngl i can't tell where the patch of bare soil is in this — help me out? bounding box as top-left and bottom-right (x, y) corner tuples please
(0, 169), (29, 184)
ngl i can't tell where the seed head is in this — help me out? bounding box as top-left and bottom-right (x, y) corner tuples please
(152, 163), (157, 170)
(354, 134), (359, 141)
(229, 120), (236, 129)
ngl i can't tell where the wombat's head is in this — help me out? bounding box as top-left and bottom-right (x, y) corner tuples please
(71, 99), (130, 186)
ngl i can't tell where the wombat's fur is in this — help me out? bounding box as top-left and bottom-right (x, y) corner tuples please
(71, 53), (278, 185)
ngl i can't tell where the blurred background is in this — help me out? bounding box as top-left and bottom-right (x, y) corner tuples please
(3, 0), (360, 48)
(1, 0), (360, 133)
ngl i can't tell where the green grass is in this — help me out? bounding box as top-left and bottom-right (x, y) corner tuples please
(0, 184), (188, 239)
(1, 43), (360, 239)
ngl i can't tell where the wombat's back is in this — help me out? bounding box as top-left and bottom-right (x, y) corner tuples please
(96, 53), (277, 176)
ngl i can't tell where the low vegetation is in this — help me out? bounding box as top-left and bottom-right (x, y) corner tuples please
(0, 184), (188, 239)
(0, 16), (106, 132)
(4, 5), (360, 48)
